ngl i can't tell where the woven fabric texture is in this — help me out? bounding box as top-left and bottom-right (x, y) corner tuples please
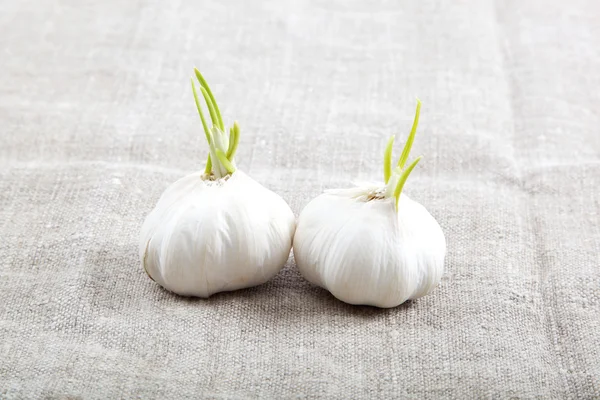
(1, 0), (599, 398)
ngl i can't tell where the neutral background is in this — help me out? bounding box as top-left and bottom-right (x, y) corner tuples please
(1, 0), (599, 398)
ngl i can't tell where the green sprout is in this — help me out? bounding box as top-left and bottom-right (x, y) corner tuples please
(191, 68), (239, 178)
(383, 100), (423, 210)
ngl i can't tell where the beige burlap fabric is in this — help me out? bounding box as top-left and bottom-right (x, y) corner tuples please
(1, 0), (599, 398)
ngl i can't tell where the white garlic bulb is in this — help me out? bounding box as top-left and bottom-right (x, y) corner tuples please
(293, 100), (446, 308)
(140, 170), (295, 297)
(293, 188), (445, 308)
(140, 69), (295, 297)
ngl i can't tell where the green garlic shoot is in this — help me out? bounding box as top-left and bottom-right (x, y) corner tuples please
(191, 68), (240, 179)
(383, 99), (423, 210)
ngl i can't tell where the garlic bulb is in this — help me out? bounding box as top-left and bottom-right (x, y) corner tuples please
(140, 69), (295, 297)
(293, 100), (446, 308)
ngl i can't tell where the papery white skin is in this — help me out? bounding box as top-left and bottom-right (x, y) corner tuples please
(140, 170), (295, 297)
(293, 184), (445, 308)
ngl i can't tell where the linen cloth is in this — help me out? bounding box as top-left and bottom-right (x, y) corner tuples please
(1, 0), (599, 398)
